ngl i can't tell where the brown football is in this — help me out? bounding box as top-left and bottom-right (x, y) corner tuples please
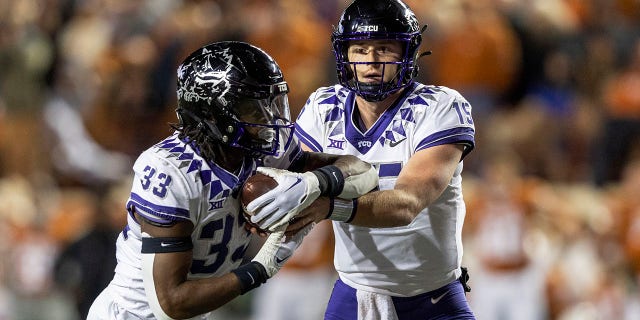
(240, 172), (279, 211)
(240, 172), (278, 232)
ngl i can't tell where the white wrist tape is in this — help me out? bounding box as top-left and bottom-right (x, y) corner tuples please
(338, 165), (378, 199)
(327, 198), (357, 222)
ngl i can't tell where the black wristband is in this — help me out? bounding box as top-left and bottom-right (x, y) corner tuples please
(312, 165), (345, 197)
(231, 261), (269, 295)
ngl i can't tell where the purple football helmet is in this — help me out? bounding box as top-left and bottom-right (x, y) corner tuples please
(332, 0), (424, 101)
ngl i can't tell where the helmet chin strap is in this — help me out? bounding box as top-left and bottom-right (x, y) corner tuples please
(355, 82), (399, 101)
(352, 64), (404, 101)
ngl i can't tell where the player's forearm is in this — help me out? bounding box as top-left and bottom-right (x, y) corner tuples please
(342, 146), (462, 227)
(154, 274), (243, 319)
(348, 189), (422, 227)
(288, 189), (422, 231)
(146, 246), (246, 319)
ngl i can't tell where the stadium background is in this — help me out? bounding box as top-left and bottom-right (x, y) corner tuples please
(0, 0), (639, 319)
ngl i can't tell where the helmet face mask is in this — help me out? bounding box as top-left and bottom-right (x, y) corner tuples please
(332, 0), (423, 101)
(229, 93), (293, 156)
(234, 92), (291, 127)
(175, 41), (294, 158)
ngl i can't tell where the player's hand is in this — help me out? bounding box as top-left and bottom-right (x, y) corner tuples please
(285, 197), (330, 237)
(244, 223), (268, 237)
(246, 167), (321, 232)
(251, 223), (314, 277)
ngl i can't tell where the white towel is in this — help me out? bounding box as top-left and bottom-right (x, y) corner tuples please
(356, 290), (399, 320)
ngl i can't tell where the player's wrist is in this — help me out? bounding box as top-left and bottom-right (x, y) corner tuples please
(326, 198), (357, 222)
(311, 165), (345, 197)
(231, 261), (269, 295)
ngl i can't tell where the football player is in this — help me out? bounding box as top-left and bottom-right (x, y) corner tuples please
(86, 41), (378, 320)
(245, 0), (477, 319)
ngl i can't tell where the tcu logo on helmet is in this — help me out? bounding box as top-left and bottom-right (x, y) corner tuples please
(356, 25), (379, 32)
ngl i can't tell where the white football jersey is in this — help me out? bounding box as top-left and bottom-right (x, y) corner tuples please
(295, 83), (475, 296)
(107, 131), (300, 319)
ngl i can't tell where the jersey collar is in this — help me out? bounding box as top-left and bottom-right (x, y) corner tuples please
(344, 82), (416, 155)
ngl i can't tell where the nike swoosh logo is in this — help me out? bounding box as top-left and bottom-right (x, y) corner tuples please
(246, 272), (255, 285)
(431, 290), (450, 304)
(161, 242), (181, 247)
(284, 177), (303, 192)
(389, 138), (406, 147)
(275, 256), (287, 264)
(331, 171), (339, 183)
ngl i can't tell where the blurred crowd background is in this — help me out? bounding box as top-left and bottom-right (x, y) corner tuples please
(0, 0), (639, 319)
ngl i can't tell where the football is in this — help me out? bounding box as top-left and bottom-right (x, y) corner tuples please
(240, 172), (278, 232)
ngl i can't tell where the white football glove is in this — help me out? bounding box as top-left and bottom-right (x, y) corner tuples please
(252, 223), (315, 277)
(245, 167), (320, 232)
